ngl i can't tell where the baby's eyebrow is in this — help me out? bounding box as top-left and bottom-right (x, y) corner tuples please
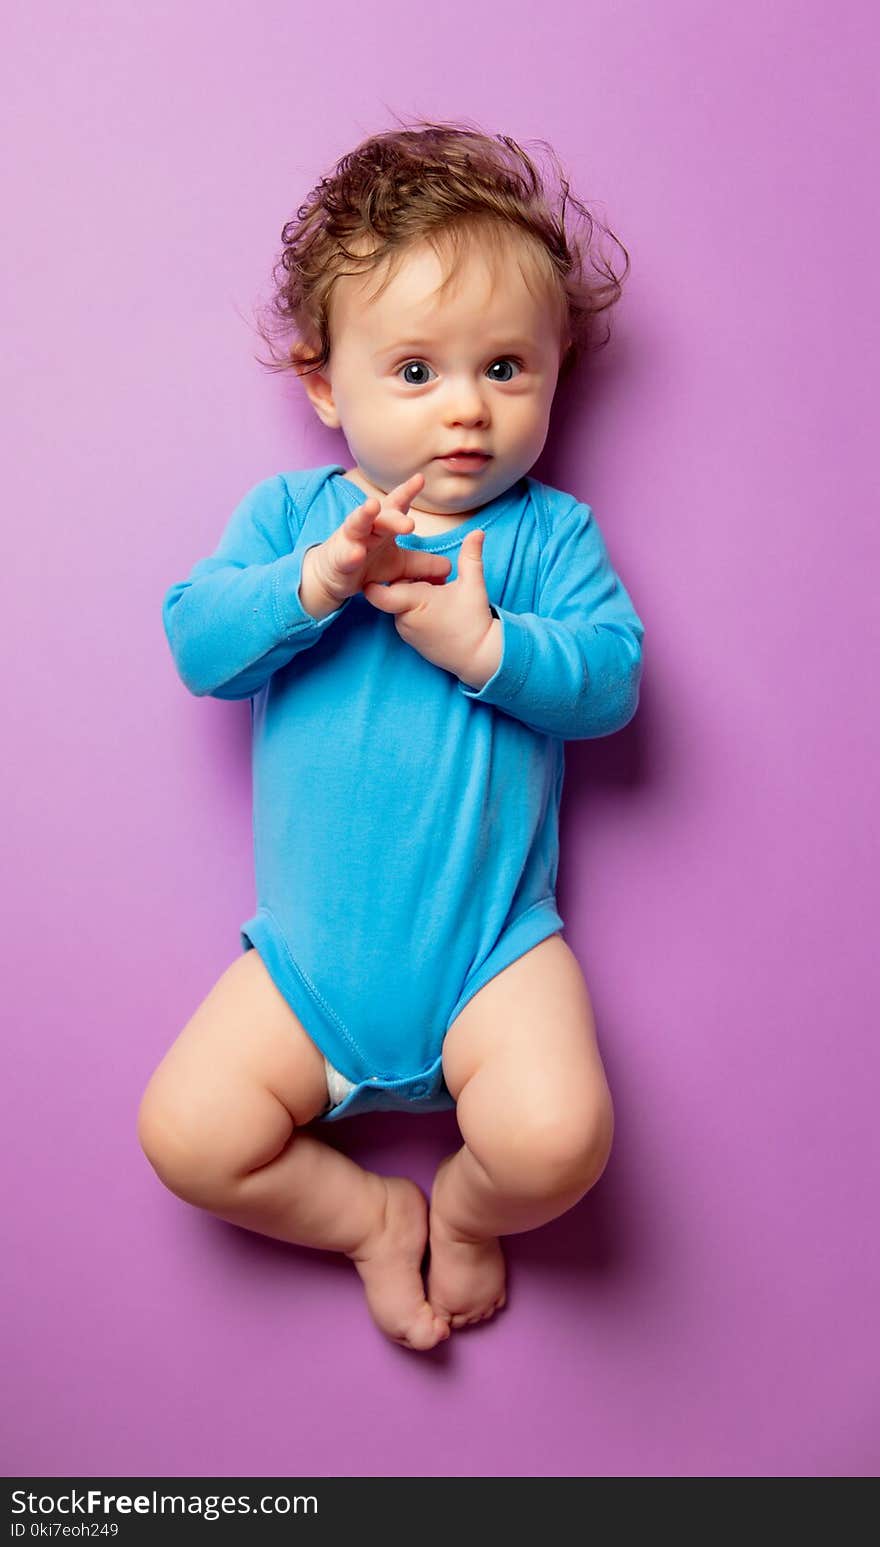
(372, 339), (436, 358)
(372, 337), (535, 359)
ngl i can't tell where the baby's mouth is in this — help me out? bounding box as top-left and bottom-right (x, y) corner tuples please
(434, 452), (492, 472)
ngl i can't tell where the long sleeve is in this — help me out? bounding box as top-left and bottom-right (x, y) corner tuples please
(457, 498), (645, 740)
(162, 474), (350, 699)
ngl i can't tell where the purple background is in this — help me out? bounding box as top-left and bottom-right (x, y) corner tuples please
(3, 0), (877, 1478)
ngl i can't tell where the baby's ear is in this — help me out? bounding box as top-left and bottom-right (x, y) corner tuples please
(290, 343), (341, 429)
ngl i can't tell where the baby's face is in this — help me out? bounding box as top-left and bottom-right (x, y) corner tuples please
(303, 236), (567, 518)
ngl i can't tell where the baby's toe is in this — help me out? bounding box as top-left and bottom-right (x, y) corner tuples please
(399, 1303), (451, 1350)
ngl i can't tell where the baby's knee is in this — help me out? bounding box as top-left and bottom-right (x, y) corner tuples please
(468, 1090), (615, 1200)
(137, 1079), (231, 1210)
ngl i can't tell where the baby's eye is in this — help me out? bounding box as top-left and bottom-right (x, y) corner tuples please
(486, 358), (522, 382)
(397, 360), (436, 385)
(395, 357), (523, 385)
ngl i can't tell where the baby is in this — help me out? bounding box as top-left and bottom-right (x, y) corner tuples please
(138, 119), (645, 1352)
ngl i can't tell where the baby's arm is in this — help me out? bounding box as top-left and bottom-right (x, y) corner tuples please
(459, 499), (645, 740)
(162, 475), (348, 699)
(162, 472), (447, 700)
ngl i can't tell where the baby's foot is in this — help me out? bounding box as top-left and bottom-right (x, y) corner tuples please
(347, 1176), (451, 1351)
(426, 1155), (507, 1329)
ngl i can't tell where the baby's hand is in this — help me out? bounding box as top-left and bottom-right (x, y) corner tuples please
(363, 527), (500, 687)
(300, 473), (451, 618)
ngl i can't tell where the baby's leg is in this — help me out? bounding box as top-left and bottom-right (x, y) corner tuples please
(428, 933), (615, 1328)
(137, 950), (449, 1350)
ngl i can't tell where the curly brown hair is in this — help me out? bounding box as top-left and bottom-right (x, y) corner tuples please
(251, 113), (630, 386)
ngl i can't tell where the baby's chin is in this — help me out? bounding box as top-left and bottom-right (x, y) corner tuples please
(416, 465), (509, 512)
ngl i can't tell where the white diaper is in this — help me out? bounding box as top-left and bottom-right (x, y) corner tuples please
(323, 1054), (357, 1109)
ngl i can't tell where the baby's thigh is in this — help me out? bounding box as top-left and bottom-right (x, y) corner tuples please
(442, 934), (614, 1179)
(137, 950), (329, 1201)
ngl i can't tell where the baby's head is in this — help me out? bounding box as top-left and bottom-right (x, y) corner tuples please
(254, 117), (629, 516)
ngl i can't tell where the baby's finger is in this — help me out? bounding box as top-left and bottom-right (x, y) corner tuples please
(383, 471), (426, 513)
(332, 537), (368, 575)
(343, 498), (381, 534)
(362, 579), (423, 613)
(372, 507), (415, 535)
(403, 552), (452, 582)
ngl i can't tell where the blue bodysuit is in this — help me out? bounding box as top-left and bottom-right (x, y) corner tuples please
(162, 465), (645, 1122)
